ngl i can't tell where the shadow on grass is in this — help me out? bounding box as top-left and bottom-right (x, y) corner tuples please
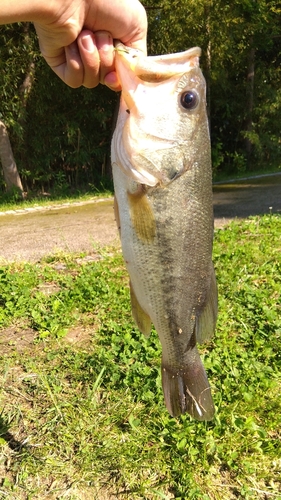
(0, 414), (28, 452)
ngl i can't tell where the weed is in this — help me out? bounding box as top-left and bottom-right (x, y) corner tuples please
(0, 215), (280, 499)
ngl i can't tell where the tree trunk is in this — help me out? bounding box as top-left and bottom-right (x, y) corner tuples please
(244, 42), (255, 161)
(204, 4), (212, 127)
(0, 120), (24, 193)
(104, 94), (120, 179)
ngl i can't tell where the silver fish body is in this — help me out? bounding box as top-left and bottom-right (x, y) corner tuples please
(111, 44), (217, 420)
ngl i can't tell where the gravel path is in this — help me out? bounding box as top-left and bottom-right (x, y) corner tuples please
(0, 174), (280, 262)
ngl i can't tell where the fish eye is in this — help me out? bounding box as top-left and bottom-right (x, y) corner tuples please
(180, 90), (199, 110)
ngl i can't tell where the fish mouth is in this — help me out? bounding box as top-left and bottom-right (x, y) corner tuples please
(114, 41), (202, 114)
(114, 42), (201, 84)
(113, 43), (206, 187)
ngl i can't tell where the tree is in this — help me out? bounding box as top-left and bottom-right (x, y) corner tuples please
(0, 120), (23, 193)
(1, 4), (280, 190)
(0, 23), (118, 193)
(146, 0), (281, 175)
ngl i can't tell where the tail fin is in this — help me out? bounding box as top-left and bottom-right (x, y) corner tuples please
(161, 350), (215, 421)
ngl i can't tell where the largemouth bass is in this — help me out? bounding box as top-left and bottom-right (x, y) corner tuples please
(111, 43), (218, 421)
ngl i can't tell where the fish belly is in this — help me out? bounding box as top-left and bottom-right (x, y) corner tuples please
(112, 160), (217, 421)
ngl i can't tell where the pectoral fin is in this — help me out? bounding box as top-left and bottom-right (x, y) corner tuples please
(127, 188), (156, 243)
(196, 264), (218, 344)
(130, 281), (151, 337)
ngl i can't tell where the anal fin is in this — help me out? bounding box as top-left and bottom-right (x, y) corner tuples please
(130, 281), (151, 337)
(196, 263), (218, 344)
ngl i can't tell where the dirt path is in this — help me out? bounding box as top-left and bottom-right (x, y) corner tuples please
(213, 173), (281, 227)
(0, 174), (280, 262)
(0, 198), (117, 262)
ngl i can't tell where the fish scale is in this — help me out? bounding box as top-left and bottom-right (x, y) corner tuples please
(112, 43), (218, 420)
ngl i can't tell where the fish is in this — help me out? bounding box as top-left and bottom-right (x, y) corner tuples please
(111, 42), (218, 421)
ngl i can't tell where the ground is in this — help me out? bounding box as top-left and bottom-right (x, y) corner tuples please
(0, 175), (280, 499)
(0, 172), (280, 352)
(0, 173), (280, 263)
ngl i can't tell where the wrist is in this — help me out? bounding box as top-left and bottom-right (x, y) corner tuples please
(0, 0), (60, 24)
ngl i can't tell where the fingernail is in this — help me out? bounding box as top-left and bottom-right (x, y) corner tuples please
(95, 31), (111, 51)
(80, 34), (95, 52)
(104, 72), (121, 91)
(69, 41), (79, 55)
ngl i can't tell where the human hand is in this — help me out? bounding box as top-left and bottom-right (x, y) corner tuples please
(33, 0), (147, 89)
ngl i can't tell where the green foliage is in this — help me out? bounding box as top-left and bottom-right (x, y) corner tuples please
(146, 0), (281, 176)
(1, 4), (281, 190)
(0, 215), (280, 498)
(19, 60), (118, 191)
(0, 23), (37, 128)
(0, 24), (118, 193)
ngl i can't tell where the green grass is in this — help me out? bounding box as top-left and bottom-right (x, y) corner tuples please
(0, 187), (113, 213)
(213, 166), (281, 183)
(0, 215), (280, 499)
(0, 166), (280, 212)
